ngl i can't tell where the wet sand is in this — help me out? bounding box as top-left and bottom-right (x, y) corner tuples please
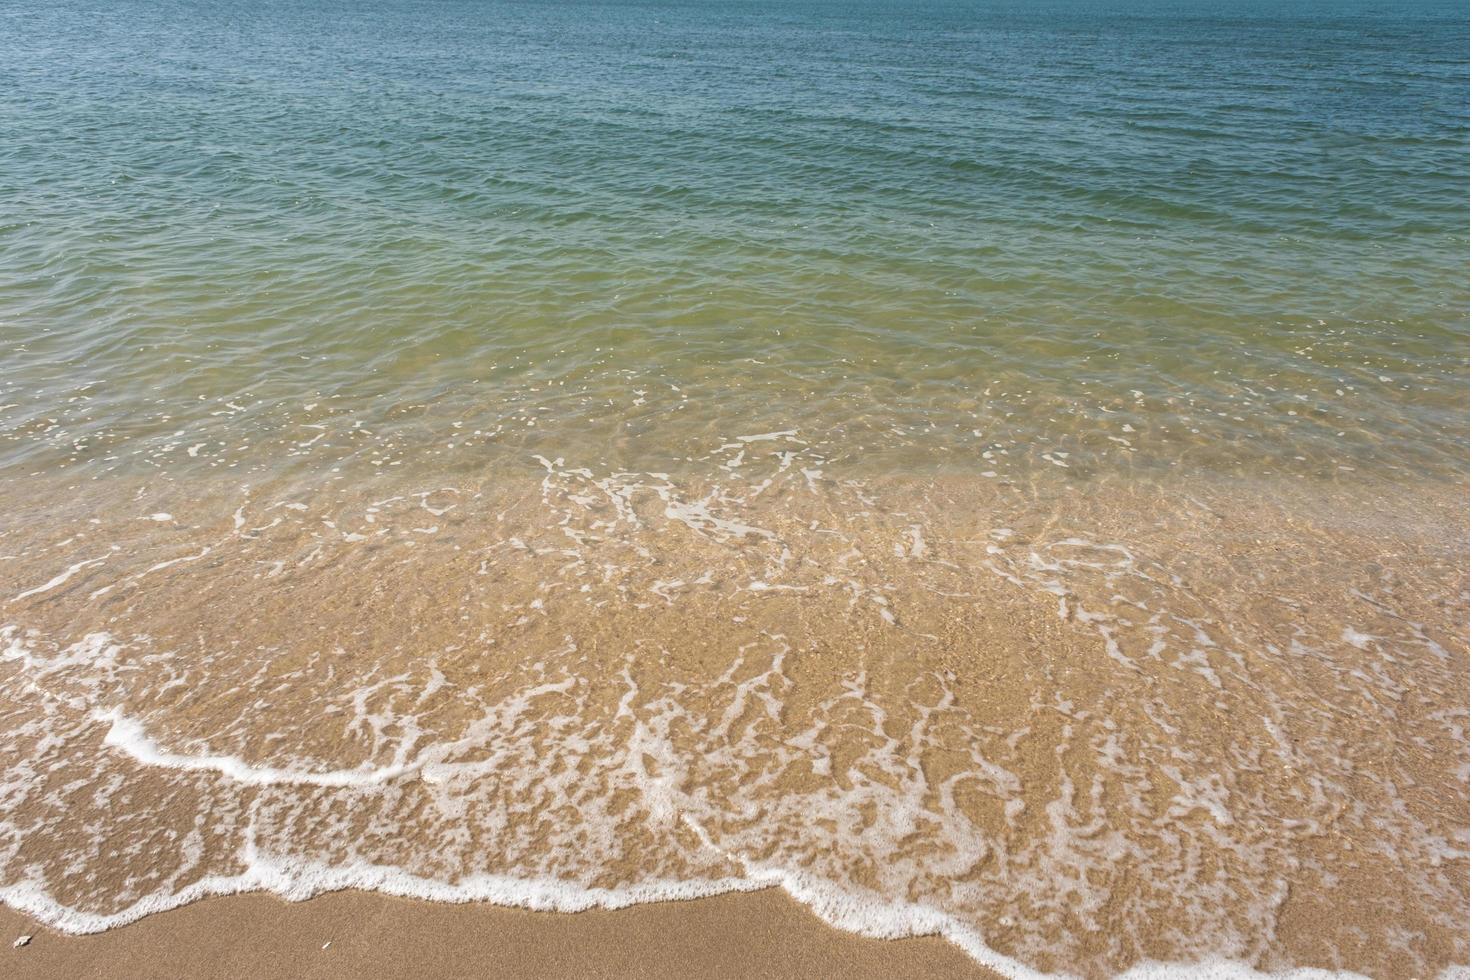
(1, 888), (994, 980)
(3, 462), (1467, 978)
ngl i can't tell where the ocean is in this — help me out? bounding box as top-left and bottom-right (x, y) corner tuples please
(1, 0), (1468, 975)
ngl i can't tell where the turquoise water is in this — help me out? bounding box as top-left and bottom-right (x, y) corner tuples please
(2, 0), (1467, 484)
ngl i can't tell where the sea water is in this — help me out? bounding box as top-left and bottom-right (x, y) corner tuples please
(1, 1), (1468, 976)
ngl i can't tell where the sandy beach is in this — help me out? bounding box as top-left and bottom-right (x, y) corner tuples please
(2, 889), (994, 980)
(4, 1), (1468, 976)
(2, 468), (1467, 977)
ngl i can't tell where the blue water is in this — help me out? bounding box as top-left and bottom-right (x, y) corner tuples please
(1, 0), (1467, 484)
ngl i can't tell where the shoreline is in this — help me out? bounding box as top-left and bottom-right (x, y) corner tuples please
(2, 467), (1466, 977)
(2, 888), (997, 980)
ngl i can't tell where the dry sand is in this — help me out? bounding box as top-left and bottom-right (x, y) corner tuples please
(1, 889), (995, 979)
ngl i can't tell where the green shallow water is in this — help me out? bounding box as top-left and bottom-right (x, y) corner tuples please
(1, 0), (1467, 484)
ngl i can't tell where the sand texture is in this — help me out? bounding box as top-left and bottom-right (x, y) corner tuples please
(2, 889), (995, 980)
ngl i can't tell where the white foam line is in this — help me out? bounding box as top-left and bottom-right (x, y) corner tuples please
(1, 636), (1460, 979)
(141, 546), (212, 576)
(0, 842), (1399, 980)
(0, 850), (764, 937)
(0, 700), (1447, 980)
(96, 708), (425, 788)
(679, 815), (1384, 980)
(10, 556), (108, 603)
